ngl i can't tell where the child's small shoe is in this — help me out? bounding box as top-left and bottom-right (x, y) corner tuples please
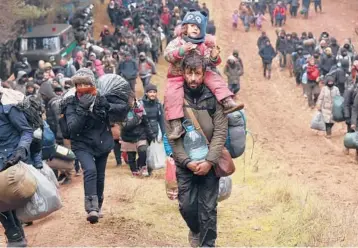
(168, 119), (185, 140)
(222, 97), (245, 114)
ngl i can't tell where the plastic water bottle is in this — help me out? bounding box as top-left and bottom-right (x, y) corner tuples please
(183, 120), (209, 162)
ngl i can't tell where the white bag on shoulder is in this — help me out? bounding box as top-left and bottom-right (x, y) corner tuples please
(17, 164), (62, 222)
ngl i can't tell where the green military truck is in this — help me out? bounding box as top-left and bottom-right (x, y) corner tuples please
(19, 24), (77, 68)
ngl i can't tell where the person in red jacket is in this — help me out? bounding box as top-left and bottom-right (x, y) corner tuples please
(273, 2), (286, 27)
(306, 58), (321, 108)
(160, 7), (171, 36)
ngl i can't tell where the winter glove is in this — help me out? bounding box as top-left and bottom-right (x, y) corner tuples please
(2, 147), (27, 171)
(78, 94), (96, 109)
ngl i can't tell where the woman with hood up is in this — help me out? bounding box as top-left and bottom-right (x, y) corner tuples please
(317, 75), (340, 138)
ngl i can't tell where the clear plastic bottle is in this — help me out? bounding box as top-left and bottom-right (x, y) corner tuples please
(183, 120), (209, 162)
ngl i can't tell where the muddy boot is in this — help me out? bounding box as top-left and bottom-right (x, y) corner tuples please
(267, 70), (271, 80)
(98, 195), (104, 219)
(168, 119), (185, 140)
(85, 196), (99, 224)
(222, 97), (245, 114)
(5, 229), (27, 248)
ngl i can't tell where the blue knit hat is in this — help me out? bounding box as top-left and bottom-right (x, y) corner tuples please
(181, 10), (208, 44)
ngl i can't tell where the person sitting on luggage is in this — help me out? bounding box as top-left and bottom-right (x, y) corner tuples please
(0, 92), (34, 247)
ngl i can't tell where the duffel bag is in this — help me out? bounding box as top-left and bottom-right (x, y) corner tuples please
(17, 164), (62, 222)
(332, 95), (345, 122)
(0, 162), (37, 212)
(344, 132), (358, 149)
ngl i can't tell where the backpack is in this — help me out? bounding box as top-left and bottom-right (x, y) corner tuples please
(307, 66), (320, 81)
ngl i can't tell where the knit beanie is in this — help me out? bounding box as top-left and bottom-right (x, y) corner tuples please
(145, 83), (157, 93)
(181, 10), (208, 44)
(71, 68), (96, 86)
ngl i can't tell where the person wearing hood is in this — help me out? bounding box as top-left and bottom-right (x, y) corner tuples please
(233, 49), (244, 74)
(138, 52), (156, 88)
(60, 59), (77, 78)
(276, 30), (288, 69)
(120, 97), (156, 177)
(118, 53), (138, 91)
(326, 59), (349, 95)
(257, 31), (270, 50)
(39, 81), (72, 184)
(329, 37), (340, 57)
(319, 47), (336, 76)
(101, 28), (115, 48)
(62, 68), (116, 224)
(273, 2), (286, 27)
(150, 29), (161, 64)
(317, 75), (340, 138)
(336, 48), (352, 73)
(286, 34), (295, 77)
(338, 40), (355, 63)
(25, 81), (37, 96)
(306, 57), (321, 108)
(12, 71), (28, 95)
(224, 55), (243, 94)
(74, 51), (86, 71)
(0, 89), (34, 247)
(346, 72), (358, 159)
(160, 7), (171, 35)
(259, 40), (277, 79)
(107, 1), (117, 25)
(13, 57), (32, 78)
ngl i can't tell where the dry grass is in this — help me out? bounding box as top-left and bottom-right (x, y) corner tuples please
(100, 135), (347, 246)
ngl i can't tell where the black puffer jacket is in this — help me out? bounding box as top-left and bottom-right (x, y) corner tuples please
(64, 95), (114, 156)
(120, 109), (155, 143)
(140, 96), (165, 138)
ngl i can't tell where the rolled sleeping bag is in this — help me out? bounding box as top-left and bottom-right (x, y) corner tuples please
(226, 110), (246, 158)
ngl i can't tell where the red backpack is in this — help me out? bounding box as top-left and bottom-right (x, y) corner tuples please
(308, 65), (320, 81)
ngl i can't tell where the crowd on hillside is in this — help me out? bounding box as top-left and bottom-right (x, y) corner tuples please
(233, 0), (323, 31)
(0, 0), (247, 247)
(257, 28), (358, 154)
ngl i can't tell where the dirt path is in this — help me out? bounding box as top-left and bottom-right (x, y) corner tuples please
(209, 0), (358, 205)
(2, 0), (358, 246)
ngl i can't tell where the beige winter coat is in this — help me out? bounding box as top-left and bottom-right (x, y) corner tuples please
(317, 85), (340, 123)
